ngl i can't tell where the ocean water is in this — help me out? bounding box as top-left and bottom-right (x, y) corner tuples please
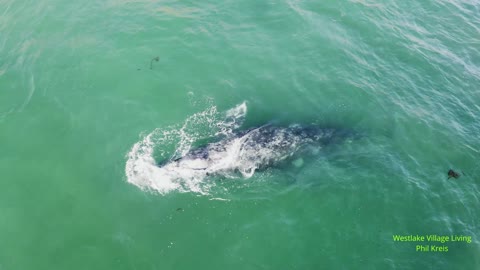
(1, 0), (479, 269)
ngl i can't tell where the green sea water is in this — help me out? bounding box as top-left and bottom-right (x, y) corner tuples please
(1, 0), (479, 269)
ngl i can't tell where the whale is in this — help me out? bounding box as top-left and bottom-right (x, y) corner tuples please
(156, 124), (352, 178)
(126, 102), (358, 194)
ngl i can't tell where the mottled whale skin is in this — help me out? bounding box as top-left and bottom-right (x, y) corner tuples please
(157, 124), (351, 178)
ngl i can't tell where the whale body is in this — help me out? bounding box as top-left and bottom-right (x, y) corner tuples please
(126, 102), (357, 194)
(156, 124), (350, 178)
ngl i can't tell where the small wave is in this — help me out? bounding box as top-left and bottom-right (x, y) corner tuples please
(19, 73), (35, 112)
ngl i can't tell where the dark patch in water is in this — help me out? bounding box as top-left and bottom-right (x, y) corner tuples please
(150, 56), (159, 69)
(448, 169), (460, 179)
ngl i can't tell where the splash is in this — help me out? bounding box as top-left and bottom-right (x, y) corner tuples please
(125, 102), (248, 195)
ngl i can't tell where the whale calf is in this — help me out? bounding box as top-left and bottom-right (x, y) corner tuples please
(156, 124), (351, 178)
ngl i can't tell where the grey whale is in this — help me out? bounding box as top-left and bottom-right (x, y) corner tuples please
(125, 102), (359, 194)
(157, 124), (351, 178)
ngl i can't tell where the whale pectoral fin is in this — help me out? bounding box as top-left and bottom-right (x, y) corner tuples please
(292, 158), (304, 168)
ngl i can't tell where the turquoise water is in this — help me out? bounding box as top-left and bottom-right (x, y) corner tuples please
(1, 0), (479, 269)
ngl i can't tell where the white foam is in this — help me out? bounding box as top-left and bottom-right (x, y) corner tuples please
(125, 102), (248, 195)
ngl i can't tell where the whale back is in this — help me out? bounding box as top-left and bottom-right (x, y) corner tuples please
(158, 124), (351, 178)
